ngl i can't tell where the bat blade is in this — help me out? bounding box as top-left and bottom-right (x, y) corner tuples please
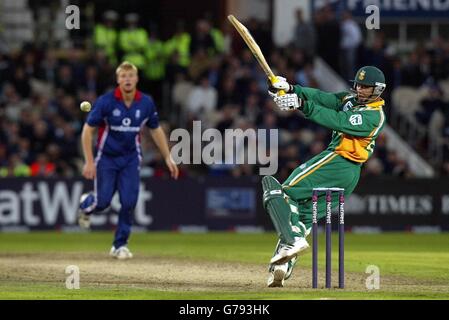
(227, 15), (275, 80)
(227, 15), (284, 94)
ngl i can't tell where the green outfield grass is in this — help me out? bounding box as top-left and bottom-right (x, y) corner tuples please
(0, 231), (449, 299)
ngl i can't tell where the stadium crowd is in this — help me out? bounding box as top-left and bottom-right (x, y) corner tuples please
(2, 5), (448, 179)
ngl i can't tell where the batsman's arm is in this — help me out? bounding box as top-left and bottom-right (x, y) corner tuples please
(81, 123), (96, 179)
(292, 85), (349, 111)
(301, 101), (382, 137)
(150, 126), (179, 180)
(270, 77), (348, 110)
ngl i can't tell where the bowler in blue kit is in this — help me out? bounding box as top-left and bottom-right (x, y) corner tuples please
(78, 62), (179, 259)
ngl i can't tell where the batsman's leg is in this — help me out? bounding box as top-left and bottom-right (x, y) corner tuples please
(267, 239), (299, 287)
(262, 176), (295, 244)
(267, 196), (306, 287)
(262, 176), (309, 265)
(267, 239), (286, 287)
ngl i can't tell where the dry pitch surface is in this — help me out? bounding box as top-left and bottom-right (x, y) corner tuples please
(0, 232), (448, 299)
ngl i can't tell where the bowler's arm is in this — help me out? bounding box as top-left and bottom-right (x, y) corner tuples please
(81, 123), (97, 179)
(150, 126), (179, 179)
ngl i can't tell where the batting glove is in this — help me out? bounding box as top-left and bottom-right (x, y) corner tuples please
(270, 92), (303, 111)
(267, 76), (294, 94)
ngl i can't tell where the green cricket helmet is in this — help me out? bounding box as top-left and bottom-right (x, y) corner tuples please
(350, 66), (386, 102)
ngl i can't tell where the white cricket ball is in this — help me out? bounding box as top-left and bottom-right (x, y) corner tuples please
(80, 101), (92, 112)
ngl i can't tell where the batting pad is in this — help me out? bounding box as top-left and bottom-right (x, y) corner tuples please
(262, 176), (295, 245)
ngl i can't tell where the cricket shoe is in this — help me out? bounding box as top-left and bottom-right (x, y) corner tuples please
(284, 256), (297, 280)
(270, 237), (309, 265)
(267, 256), (297, 287)
(77, 193), (91, 229)
(78, 212), (91, 229)
(267, 263), (288, 287)
(110, 246), (133, 260)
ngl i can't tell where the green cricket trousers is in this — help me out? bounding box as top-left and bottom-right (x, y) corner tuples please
(282, 150), (361, 237)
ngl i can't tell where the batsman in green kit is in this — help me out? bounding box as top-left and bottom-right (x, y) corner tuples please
(263, 66), (387, 287)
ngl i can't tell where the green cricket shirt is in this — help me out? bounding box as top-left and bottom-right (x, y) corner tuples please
(293, 86), (386, 163)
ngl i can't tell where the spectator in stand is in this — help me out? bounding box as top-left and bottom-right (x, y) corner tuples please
(289, 48), (306, 72)
(295, 62), (318, 87)
(83, 65), (103, 95)
(164, 21), (191, 68)
(38, 50), (59, 83)
(215, 104), (238, 134)
(11, 66), (31, 98)
(3, 84), (31, 122)
(171, 72), (193, 125)
(442, 146), (449, 176)
(66, 49), (87, 87)
(188, 48), (212, 81)
(0, 53), (11, 86)
(23, 51), (39, 79)
(118, 13), (148, 69)
(401, 51), (426, 87)
(56, 64), (77, 95)
(30, 153), (55, 177)
(391, 57), (403, 89)
(277, 142), (300, 181)
(185, 75), (217, 124)
(0, 153), (30, 177)
(46, 143), (76, 177)
(416, 84), (447, 126)
(362, 33), (388, 69)
(94, 10), (119, 66)
(314, 5), (341, 74)
(217, 76), (241, 109)
(16, 138), (34, 165)
(0, 144), (8, 167)
(440, 101), (449, 138)
(392, 153), (413, 177)
(190, 19), (215, 56)
(242, 93), (261, 124)
(292, 9), (316, 58)
(247, 18), (272, 57)
(340, 11), (362, 81)
(419, 53), (433, 84)
(31, 120), (52, 155)
(363, 157), (385, 178)
(165, 52), (188, 85)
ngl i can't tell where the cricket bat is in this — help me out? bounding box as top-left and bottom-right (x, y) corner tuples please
(227, 14), (285, 95)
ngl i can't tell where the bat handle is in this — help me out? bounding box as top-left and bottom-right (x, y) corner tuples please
(270, 75), (286, 96)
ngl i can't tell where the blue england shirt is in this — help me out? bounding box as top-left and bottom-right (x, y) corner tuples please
(87, 87), (159, 160)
